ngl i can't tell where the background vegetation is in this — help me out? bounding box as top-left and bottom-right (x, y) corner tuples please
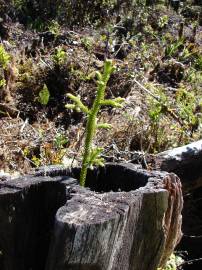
(0, 0), (201, 172)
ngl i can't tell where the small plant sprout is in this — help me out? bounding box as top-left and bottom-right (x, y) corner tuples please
(53, 47), (67, 65)
(38, 84), (50, 105)
(66, 59), (124, 186)
(158, 15), (168, 29)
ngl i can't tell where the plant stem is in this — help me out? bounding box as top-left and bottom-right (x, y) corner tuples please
(79, 61), (112, 186)
(66, 60), (121, 187)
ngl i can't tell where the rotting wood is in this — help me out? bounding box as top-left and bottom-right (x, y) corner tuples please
(0, 175), (77, 270)
(0, 163), (183, 270)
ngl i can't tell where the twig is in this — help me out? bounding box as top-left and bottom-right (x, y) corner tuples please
(178, 257), (202, 268)
(133, 78), (159, 100)
(183, 234), (202, 238)
(20, 118), (29, 133)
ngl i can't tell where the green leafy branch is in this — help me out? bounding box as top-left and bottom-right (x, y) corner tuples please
(66, 59), (124, 186)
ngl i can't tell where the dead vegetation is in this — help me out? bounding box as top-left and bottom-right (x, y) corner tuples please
(0, 0), (201, 175)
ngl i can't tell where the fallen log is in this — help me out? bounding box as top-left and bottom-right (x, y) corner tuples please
(153, 140), (202, 269)
(155, 140), (202, 192)
(0, 163), (183, 270)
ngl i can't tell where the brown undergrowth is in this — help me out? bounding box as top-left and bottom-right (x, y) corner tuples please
(0, 2), (201, 175)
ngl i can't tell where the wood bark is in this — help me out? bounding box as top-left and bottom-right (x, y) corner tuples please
(0, 163), (183, 270)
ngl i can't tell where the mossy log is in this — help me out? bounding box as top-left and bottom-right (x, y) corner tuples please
(0, 163), (183, 270)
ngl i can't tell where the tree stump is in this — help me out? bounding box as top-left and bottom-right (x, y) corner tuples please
(0, 163), (183, 270)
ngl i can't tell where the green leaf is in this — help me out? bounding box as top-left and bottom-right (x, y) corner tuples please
(97, 123), (112, 129)
(54, 133), (68, 149)
(38, 84), (50, 105)
(0, 79), (6, 87)
(66, 93), (89, 114)
(88, 147), (104, 168)
(100, 97), (125, 108)
(65, 104), (76, 110)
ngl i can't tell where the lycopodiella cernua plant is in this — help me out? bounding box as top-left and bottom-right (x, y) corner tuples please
(66, 59), (124, 186)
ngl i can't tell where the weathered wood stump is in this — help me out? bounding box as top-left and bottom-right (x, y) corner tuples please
(0, 163), (183, 270)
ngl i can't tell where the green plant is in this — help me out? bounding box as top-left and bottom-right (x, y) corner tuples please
(158, 253), (183, 270)
(81, 36), (94, 51)
(146, 85), (169, 151)
(48, 20), (60, 36)
(164, 38), (184, 58)
(52, 47), (67, 65)
(0, 78), (6, 87)
(148, 87), (168, 122)
(146, 81), (202, 151)
(195, 54), (202, 70)
(28, 18), (46, 31)
(13, 0), (24, 10)
(0, 45), (10, 69)
(70, 66), (90, 81)
(66, 59), (124, 186)
(54, 133), (68, 149)
(0, 45), (10, 88)
(31, 155), (42, 167)
(186, 67), (202, 85)
(158, 15), (168, 28)
(38, 84), (50, 105)
(176, 86), (202, 134)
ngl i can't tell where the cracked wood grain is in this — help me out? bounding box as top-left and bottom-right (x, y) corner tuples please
(0, 164), (183, 270)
